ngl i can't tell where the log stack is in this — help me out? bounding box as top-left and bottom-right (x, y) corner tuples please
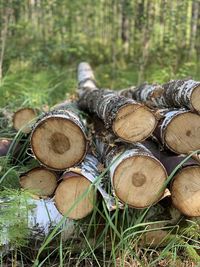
(1, 61), (200, 244)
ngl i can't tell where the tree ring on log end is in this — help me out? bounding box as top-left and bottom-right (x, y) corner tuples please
(31, 116), (87, 170)
(171, 166), (200, 217)
(132, 173), (146, 187)
(54, 174), (96, 220)
(13, 108), (37, 134)
(20, 167), (57, 197)
(164, 112), (200, 154)
(50, 132), (70, 154)
(113, 155), (167, 208)
(191, 85), (200, 113)
(112, 104), (157, 143)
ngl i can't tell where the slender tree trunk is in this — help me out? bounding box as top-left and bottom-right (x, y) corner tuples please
(121, 0), (129, 56)
(0, 6), (11, 83)
(190, 1), (199, 56)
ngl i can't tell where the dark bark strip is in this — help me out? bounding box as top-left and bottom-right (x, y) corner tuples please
(144, 140), (198, 174)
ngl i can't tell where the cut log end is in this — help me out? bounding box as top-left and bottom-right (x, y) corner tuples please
(31, 116), (87, 170)
(112, 104), (157, 142)
(164, 112), (200, 154)
(54, 173), (96, 220)
(171, 166), (200, 217)
(113, 155), (167, 208)
(191, 85), (200, 113)
(13, 108), (37, 134)
(20, 167), (57, 197)
(0, 138), (12, 156)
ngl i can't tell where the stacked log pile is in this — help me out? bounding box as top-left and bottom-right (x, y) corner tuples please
(1, 62), (200, 240)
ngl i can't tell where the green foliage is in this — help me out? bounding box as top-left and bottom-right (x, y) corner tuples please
(0, 189), (34, 249)
(1, 0), (199, 82)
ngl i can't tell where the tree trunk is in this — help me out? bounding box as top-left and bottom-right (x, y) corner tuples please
(154, 109), (200, 155)
(0, 5), (11, 83)
(190, 1), (199, 56)
(77, 62), (157, 143)
(20, 167), (58, 198)
(31, 103), (88, 170)
(144, 140), (200, 217)
(121, 0), (130, 56)
(54, 154), (116, 220)
(93, 132), (167, 209)
(120, 79), (200, 113)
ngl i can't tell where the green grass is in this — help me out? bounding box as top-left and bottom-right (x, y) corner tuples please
(0, 60), (200, 266)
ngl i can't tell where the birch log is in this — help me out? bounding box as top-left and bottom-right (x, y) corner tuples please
(171, 165), (200, 217)
(30, 104), (88, 170)
(95, 137), (167, 208)
(162, 79), (200, 113)
(120, 83), (167, 109)
(54, 154), (116, 220)
(0, 138), (13, 156)
(20, 167), (58, 198)
(154, 109), (200, 154)
(77, 62), (157, 143)
(13, 108), (38, 134)
(0, 138), (21, 159)
(119, 79), (200, 112)
(144, 140), (200, 217)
